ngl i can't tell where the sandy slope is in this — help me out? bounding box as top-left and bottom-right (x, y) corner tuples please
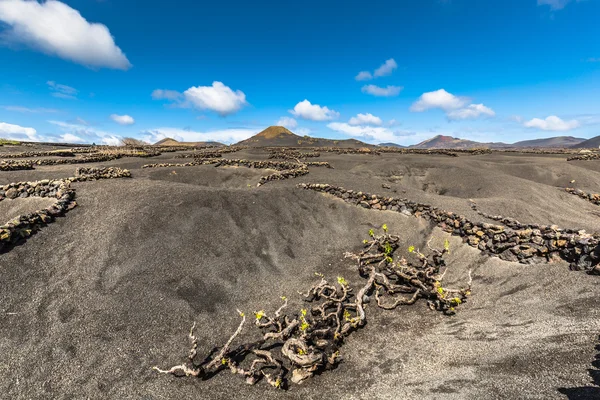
(1, 150), (599, 399)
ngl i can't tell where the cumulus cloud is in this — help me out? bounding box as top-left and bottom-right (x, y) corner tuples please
(348, 113), (383, 126)
(524, 115), (580, 131)
(0, 0), (131, 70)
(47, 81), (78, 99)
(327, 122), (399, 143)
(110, 114), (135, 125)
(1, 105), (59, 113)
(537, 0), (583, 10)
(60, 133), (85, 143)
(410, 89), (494, 121)
(289, 100), (340, 121)
(183, 82), (247, 116)
(447, 104), (495, 120)
(361, 85), (403, 97)
(142, 127), (259, 145)
(49, 120), (122, 145)
(410, 89), (468, 112)
(151, 83), (248, 116)
(0, 121), (39, 141)
(355, 71), (372, 81)
(355, 58), (398, 81)
(374, 58), (398, 78)
(276, 116), (298, 129)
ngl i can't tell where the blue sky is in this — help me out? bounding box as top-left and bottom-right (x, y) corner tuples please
(0, 0), (599, 145)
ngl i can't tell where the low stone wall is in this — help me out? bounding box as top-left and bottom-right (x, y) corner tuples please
(0, 180), (75, 251)
(304, 161), (332, 168)
(565, 187), (600, 205)
(213, 159), (304, 170)
(258, 166), (309, 186)
(175, 152), (223, 159)
(268, 150), (321, 160)
(0, 161), (34, 171)
(0, 167), (131, 252)
(298, 183), (600, 274)
(0, 147), (95, 158)
(31, 154), (122, 165)
(73, 166), (132, 181)
(142, 160), (219, 168)
(379, 148), (459, 157)
(567, 153), (600, 161)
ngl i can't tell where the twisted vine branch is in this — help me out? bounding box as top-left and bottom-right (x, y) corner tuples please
(154, 227), (472, 388)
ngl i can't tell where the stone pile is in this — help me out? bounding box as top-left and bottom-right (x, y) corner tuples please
(567, 153), (600, 161)
(565, 187), (600, 205)
(298, 183), (600, 274)
(0, 167), (131, 252)
(0, 160), (34, 171)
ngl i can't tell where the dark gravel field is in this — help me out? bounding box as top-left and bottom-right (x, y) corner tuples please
(1, 147), (599, 399)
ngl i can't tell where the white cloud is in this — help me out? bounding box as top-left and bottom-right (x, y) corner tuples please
(276, 116), (298, 129)
(47, 81), (78, 100)
(410, 89), (495, 121)
(142, 127), (259, 145)
(60, 133), (85, 143)
(0, 121), (39, 141)
(289, 100), (340, 121)
(151, 89), (182, 100)
(355, 71), (372, 81)
(447, 104), (495, 120)
(373, 58), (398, 78)
(361, 85), (403, 97)
(510, 115), (524, 123)
(183, 82), (247, 116)
(355, 58), (398, 81)
(348, 113), (383, 126)
(328, 122), (394, 143)
(524, 115), (580, 131)
(0, 0), (131, 70)
(537, 0), (583, 10)
(410, 89), (469, 112)
(49, 120), (122, 145)
(1, 105), (59, 113)
(296, 127), (312, 136)
(327, 122), (458, 146)
(110, 114), (135, 125)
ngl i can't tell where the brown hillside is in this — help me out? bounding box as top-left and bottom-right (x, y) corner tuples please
(153, 138), (224, 147)
(236, 126), (375, 148)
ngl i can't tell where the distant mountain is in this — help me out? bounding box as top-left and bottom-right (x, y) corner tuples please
(378, 142), (405, 148)
(572, 135), (600, 149)
(513, 136), (586, 148)
(235, 126), (374, 148)
(153, 138), (224, 147)
(408, 134), (587, 149)
(409, 135), (495, 149)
